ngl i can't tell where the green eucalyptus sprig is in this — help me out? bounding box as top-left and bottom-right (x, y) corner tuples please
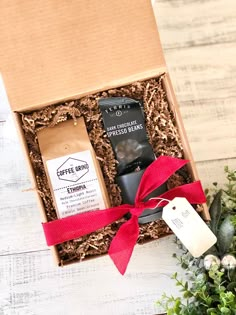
(157, 265), (236, 315)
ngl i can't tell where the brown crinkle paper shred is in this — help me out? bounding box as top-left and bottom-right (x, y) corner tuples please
(21, 75), (194, 265)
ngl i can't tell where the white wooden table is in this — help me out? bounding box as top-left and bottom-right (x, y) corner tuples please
(1, 1), (236, 314)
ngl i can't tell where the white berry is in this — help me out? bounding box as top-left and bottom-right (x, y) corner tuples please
(203, 254), (220, 270)
(221, 255), (236, 270)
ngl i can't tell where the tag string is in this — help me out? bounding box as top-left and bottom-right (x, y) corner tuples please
(148, 197), (171, 210)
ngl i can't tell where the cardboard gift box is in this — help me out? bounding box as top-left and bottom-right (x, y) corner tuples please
(0, 0), (210, 267)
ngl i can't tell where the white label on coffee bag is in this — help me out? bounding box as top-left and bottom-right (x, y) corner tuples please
(162, 197), (216, 257)
(46, 150), (105, 218)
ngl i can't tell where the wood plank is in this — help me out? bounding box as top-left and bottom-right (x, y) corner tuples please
(165, 42), (236, 103)
(0, 74), (10, 120)
(154, 0), (236, 162)
(154, 0), (236, 50)
(167, 42), (236, 161)
(164, 41), (236, 162)
(196, 158), (236, 189)
(0, 236), (182, 315)
(180, 97), (236, 162)
(0, 118), (48, 255)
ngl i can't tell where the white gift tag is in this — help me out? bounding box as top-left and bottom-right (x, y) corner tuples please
(162, 197), (216, 257)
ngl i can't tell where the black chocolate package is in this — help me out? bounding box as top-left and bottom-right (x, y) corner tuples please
(99, 97), (155, 175)
(99, 97), (167, 224)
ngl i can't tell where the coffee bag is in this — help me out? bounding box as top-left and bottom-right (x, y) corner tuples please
(37, 117), (110, 218)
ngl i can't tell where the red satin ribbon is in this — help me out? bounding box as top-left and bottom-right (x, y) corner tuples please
(42, 156), (206, 274)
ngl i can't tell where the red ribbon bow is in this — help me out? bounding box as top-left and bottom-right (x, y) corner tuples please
(42, 156), (206, 274)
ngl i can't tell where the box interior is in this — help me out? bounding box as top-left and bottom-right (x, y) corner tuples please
(17, 73), (209, 266)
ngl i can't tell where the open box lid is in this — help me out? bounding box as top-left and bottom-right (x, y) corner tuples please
(0, 0), (166, 112)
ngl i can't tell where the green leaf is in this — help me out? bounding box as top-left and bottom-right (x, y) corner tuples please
(209, 190), (222, 235)
(220, 306), (230, 314)
(207, 308), (217, 315)
(183, 291), (192, 299)
(217, 215), (235, 256)
(227, 282), (236, 292)
(171, 272), (177, 280)
(167, 310), (175, 315)
(181, 262), (188, 269)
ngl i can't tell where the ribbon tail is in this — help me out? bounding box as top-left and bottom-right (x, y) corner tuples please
(108, 215), (139, 275)
(42, 204), (130, 246)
